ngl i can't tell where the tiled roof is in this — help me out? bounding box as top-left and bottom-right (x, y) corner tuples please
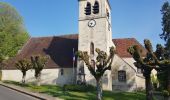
(112, 38), (146, 57)
(4, 34), (146, 70)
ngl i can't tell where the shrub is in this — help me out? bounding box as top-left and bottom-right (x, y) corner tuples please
(63, 84), (95, 92)
(162, 90), (170, 97)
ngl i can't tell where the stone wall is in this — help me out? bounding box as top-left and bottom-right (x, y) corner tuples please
(112, 55), (137, 92)
(2, 68), (75, 86)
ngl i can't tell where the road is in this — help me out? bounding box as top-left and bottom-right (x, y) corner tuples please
(0, 85), (39, 100)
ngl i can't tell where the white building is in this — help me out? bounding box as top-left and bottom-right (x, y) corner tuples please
(2, 0), (146, 92)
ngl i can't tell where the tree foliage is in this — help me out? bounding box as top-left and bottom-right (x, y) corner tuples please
(128, 40), (155, 100)
(160, 1), (170, 41)
(0, 2), (29, 62)
(160, 1), (170, 59)
(77, 47), (115, 100)
(15, 59), (32, 83)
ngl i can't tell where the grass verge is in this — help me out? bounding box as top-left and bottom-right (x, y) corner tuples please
(3, 81), (146, 100)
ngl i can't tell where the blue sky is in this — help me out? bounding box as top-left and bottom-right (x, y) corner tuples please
(1, 0), (169, 48)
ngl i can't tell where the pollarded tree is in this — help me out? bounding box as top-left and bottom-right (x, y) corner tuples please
(128, 42), (155, 100)
(128, 39), (170, 100)
(152, 44), (170, 93)
(31, 55), (48, 86)
(15, 59), (32, 84)
(77, 47), (115, 100)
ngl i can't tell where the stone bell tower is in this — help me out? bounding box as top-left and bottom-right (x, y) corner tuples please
(77, 0), (115, 90)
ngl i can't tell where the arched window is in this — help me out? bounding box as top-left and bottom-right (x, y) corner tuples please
(91, 60), (95, 69)
(93, 1), (99, 14)
(118, 70), (126, 82)
(90, 42), (94, 55)
(85, 2), (91, 15)
(60, 69), (64, 75)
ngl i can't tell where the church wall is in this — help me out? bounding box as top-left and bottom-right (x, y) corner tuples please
(83, 65), (112, 91)
(123, 58), (145, 89)
(2, 68), (74, 86)
(111, 55), (137, 92)
(136, 75), (145, 89)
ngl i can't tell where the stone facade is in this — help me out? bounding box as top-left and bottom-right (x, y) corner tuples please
(77, 0), (115, 90)
(1, 0), (147, 92)
(2, 68), (74, 86)
(111, 55), (145, 91)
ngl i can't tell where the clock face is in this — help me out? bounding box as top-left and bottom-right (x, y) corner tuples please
(88, 19), (96, 27)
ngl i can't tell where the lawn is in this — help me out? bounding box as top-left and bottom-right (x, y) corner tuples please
(3, 81), (146, 100)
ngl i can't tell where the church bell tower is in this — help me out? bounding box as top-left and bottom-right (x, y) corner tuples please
(77, 0), (115, 90)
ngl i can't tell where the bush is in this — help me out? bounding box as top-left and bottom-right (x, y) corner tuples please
(162, 90), (170, 97)
(63, 84), (95, 92)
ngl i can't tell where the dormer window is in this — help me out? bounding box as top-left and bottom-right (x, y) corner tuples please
(93, 1), (99, 14)
(85, 2), (91, 15)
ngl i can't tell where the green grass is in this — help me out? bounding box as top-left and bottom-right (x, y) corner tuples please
(3, 81), (146, 100)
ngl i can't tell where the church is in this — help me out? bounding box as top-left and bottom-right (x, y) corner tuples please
(2, 0), (146, 91)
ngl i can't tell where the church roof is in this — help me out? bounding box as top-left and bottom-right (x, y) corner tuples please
(4, 34), (146, 70)
(113, 38), (146, 57)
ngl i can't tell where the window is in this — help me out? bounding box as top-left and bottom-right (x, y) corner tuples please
(85, 2), (91, 15)
(60, 69), (64, 75)
(118, 70), (126, 82)
(79, 66), (84, 74)
(137, 68), (142, 74)
(93, 1), (99, 14)
(90, 42), (94, 55)
(91, 60), (95, 69)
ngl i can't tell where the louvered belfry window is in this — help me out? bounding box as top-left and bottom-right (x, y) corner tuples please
(93, 1), (99, 14)
(85, 2), (91, 15)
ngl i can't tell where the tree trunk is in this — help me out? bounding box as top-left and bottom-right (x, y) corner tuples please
(36, 73), (41, 86)
(96, 77), (102, 100)
(167, 67), (170, 93)
(22, 72), (26, 84)
(145, 75), (154, 100)
(22, 75), (26, 84)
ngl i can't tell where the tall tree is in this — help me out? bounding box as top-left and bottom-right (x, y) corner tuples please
(77, 47), (115, 100)
(15, 59), (32, 83)
(160, 1), (170, 58)
(160, 1), (170, 41)
(31, 55), (48, 86)
(0, 2), (29, 62)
